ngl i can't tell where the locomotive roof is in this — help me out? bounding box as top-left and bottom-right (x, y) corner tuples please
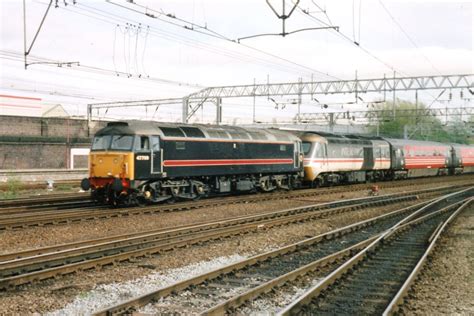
(295, 130), (375, 145)
(96, 121), (300, 143)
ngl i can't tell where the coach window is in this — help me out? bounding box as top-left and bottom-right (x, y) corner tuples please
(151, 136), (160, 151)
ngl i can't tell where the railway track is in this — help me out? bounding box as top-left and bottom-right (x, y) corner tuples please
(0, 177), (470, 231)
(0, 192), (418, 289)
(92, 186), (474, 315)
(278, 196), (473, 315)
(0, 168), (86, 189)
(0, 192), (90, 208)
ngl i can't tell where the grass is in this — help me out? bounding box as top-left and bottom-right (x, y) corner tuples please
(55, 184), (74, 191)
(0, 177), (22, 199)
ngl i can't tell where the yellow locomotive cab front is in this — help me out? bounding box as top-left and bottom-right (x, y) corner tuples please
(89, 151), (135, 180)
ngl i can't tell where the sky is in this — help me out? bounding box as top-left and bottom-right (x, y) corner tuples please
(0, 0), (472, 124)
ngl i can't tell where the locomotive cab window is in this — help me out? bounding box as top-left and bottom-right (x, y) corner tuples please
(110, 135), (134, 150)
(92, 135), (111, 151)
(280, 145), (286, 151)
(140, 136), (150, 150)
(151, 136), (160, 151)
(314, 143), (325, 158)
(302, 142), (312, 155)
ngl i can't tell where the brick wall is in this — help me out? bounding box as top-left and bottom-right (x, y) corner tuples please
(0, 143), (73, 169)
(0, 116), (107, 170)
(0, 116), (106, 138)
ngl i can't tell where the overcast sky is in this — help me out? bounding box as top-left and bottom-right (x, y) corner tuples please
(0, 0), (472, 123)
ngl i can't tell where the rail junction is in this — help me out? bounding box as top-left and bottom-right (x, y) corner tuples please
(93, 187), (474, 315)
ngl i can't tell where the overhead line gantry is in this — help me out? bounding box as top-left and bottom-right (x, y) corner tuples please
(88, 73), (474, 124)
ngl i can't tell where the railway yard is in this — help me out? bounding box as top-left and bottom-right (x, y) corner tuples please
(0, 174), (472, 315)
(1, 0), (473, 315)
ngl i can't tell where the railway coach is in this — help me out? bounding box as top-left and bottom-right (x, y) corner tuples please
(297, 130), (474, 185)
(450, 144), (474, 174)
(81, 121), (303, 205)
(385, 138), (451, 178)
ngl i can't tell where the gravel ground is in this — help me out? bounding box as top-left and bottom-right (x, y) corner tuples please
(47, 254), (247, 315)
(0, 199), (421, 314)
(236, 276), (324, 315)
(400, 203), (474, 315)
(0, 176), (471, 315)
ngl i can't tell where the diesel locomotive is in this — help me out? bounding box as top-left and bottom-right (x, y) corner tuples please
(81, 121), (474, 205)
(81, 121), (303, 205)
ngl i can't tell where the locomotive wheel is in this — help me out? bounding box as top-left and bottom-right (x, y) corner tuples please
(259, 177), (276, 192)
(191, 185), (202, 201)
(135, 196), (147, 206)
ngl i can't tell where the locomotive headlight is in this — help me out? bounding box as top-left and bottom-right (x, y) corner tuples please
(113, 158), (118, 164)
(99, 158), (103, 164)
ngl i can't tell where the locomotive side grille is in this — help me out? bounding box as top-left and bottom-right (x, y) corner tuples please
(247, 131), (267, 140)
(160, 127), (185, 137)
(179, 126), (205, 138)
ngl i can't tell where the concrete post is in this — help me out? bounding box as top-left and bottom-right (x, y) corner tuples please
(216, 97), (222, 124)
(182, 98), (189, 123)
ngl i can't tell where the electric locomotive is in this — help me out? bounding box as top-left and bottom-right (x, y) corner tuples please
(81, 121), (303, 205)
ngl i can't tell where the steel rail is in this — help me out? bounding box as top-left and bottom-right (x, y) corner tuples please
(0, 194), (417, 289)
(277, 189), (473, 315)
(0, 192), (421, 262)
(0, 193), (90, 208)
(92, 191), (458, 315)
(1, 180), (462, 231)
(1, 174), (470, 214)
(198, 190), (472, 315)
(0, 201), (98, 216)
(382, 198), (473, 315)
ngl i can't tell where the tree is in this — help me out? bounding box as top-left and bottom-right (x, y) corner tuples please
(367, 99), (469, 144)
